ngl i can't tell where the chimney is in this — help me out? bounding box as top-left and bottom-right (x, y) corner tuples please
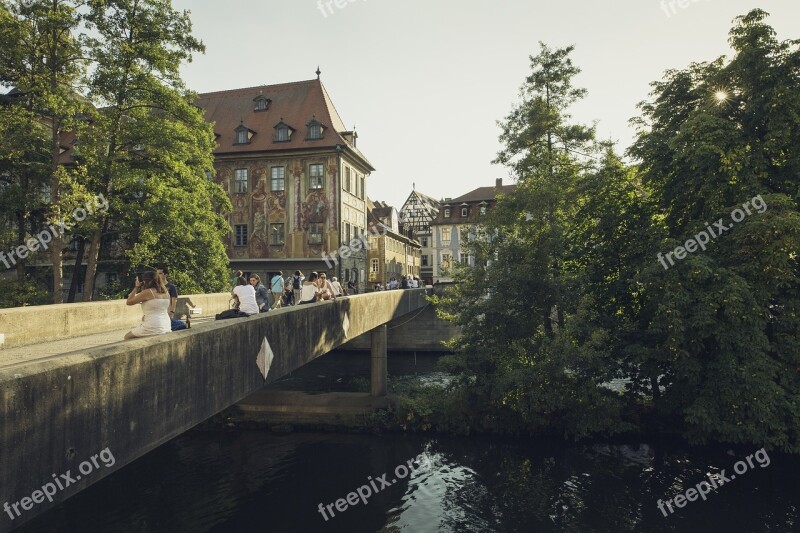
(496, 178), (502, 187)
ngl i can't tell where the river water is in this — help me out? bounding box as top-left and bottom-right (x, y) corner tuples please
(17, 353), (800, 533)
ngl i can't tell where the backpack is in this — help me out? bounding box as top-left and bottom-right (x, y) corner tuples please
(293, 275), (301, 289)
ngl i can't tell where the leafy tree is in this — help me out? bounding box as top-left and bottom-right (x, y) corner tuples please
(0, 0), (89, 303)
(626, 9), (800, 450)
(76, 0), (230, 298)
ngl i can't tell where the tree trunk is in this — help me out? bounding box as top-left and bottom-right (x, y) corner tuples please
(650, 373), (661, 409)
(50, 121), (63, 304)
(67, 236), (85, 303)
(82, 223), (104, 302)
(15, 206), (27, 282)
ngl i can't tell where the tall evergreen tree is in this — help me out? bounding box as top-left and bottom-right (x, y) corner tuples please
(435, 44), (627, 438)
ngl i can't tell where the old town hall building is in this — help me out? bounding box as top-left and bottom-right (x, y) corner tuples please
(196, 74), (374, 288)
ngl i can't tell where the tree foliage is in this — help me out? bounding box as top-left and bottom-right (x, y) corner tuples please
(437, 11), (800, 451)
(0, 0), (230, 304)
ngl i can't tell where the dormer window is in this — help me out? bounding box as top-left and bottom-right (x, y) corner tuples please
(253, 93), (271, 112)
(444, 208), (451, 218)
(276, 125), (288, 141)
(306, 116), (325, 140)
(234, 123), (254, 145)
(461, 205), (469, 217)
(273, 120), (295, 142)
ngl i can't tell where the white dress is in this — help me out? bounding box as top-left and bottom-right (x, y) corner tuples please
(130, 292), (171, 337)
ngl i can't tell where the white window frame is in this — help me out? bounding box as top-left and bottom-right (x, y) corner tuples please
(234, 169), (248, 193)
(310, 164), (324, 189)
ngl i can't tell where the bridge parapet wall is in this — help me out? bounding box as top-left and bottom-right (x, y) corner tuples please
(0, 293), (231, 349)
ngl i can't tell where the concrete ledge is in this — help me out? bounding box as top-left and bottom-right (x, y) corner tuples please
(342, 304), (460, 351)
(236, 391), (395, 426)
(0, 293), (232, 349)
(238, 390), (392, 413)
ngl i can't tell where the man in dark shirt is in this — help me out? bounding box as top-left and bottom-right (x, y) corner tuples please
(156, 267), (178, 318)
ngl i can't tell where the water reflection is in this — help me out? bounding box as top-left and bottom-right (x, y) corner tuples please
(18, 431), (800, 533)
(16, 352), (800, 532)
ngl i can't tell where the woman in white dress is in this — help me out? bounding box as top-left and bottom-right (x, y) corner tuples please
(231, 276), (260, 315)
(124, 271), (172, 339)
(298, 272), (322, 305)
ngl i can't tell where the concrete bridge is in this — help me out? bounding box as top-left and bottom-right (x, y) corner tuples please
(0, 289), (437, 531)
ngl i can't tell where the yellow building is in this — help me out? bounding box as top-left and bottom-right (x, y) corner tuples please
(366, 199), (421, 288)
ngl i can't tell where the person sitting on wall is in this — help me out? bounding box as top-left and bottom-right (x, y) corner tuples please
(231, 276), (260, 315)
(250, 274), (270, 313)
(298, 272), (323, 304)
(124, 271), (172, 340)
(331, 276), (344, 297)
(318, 272), (336, 301)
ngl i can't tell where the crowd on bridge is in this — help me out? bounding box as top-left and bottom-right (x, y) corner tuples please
(123, 267), (423, 340)
(230, 270), (350, 313)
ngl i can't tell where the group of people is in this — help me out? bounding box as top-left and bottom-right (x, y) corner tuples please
(231, 269), (355, 312)
(124, 267), (185, 340)
(374, 275), (422, 291)
(123, 266), (366, 338)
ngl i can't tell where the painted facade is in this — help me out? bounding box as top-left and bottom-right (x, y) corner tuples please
(197, 78), (374, 289)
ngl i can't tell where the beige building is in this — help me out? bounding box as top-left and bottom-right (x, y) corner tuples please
(366, 200), (421, 288)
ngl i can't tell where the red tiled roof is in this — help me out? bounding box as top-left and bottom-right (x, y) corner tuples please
(196, 79), (374, 170)
(448, 184), (516, 203)
(431, 183), (515, 225)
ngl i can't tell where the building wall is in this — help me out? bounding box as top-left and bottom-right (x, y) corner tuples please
(432, 223), (463, 283)
(366, 232), (421, 287)
(216, 152), (369, 290)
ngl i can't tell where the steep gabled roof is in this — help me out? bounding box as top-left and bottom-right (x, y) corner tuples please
(196, 79), (374, 171)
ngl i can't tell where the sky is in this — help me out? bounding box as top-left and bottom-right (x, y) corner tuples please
(172, 0), (799, 209)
